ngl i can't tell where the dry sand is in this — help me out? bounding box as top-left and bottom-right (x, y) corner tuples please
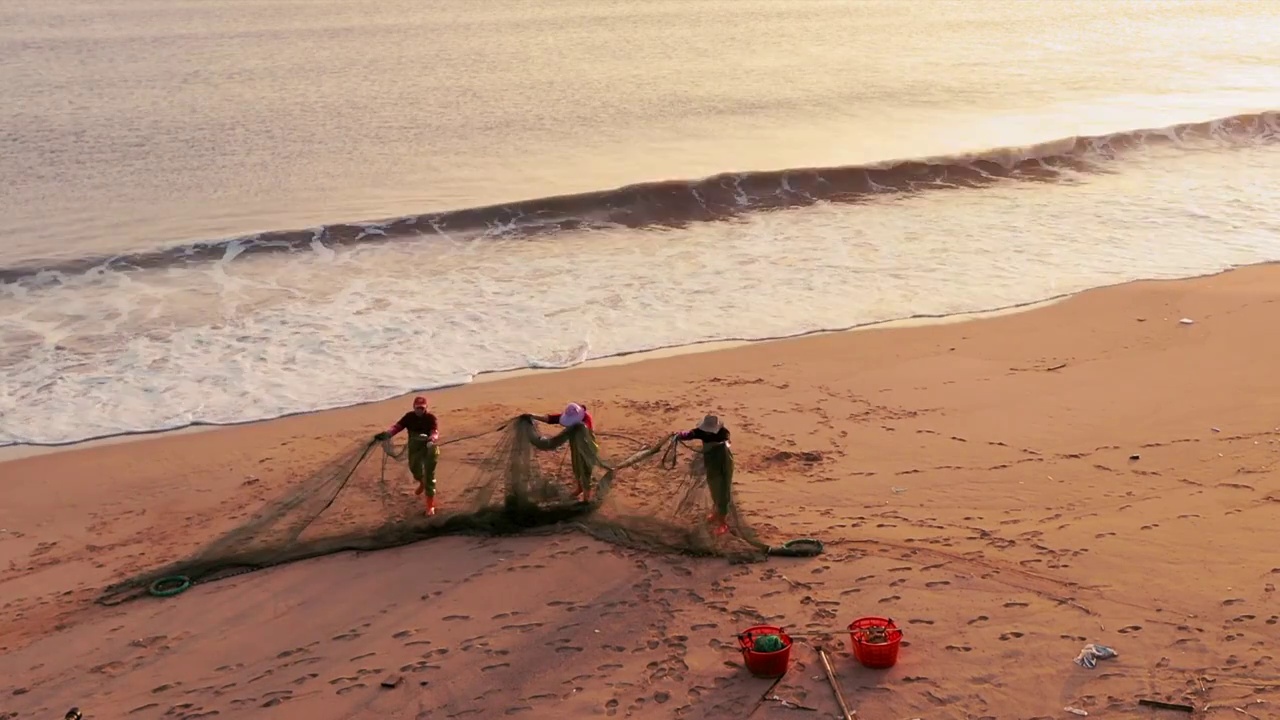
(3, 264), (1280, 720)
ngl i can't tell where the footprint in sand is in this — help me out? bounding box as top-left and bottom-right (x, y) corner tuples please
(878, 595), (900, 604)
(945, 644), (973, 652)
(336, 683), (366, 696)
(968, 616), (989, 625)
(500, 622), (543, 633)
(925, 580), (951, 588)
(442, 614), (471, 621)
(1232, 615), (1257, 623)
(261, 690), (293, 708)
(1003, 601), (1030, 609)
(1117, 625), (1142, 634)
(1223, 598), (1245, 606)
(1267, 616), (1278, 626)
(908, 618), (935, 625)
(999, 631), (1024, 641)
(482, 663), (511, 672)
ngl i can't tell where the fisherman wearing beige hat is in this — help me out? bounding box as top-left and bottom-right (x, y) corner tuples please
(676, 414), (734, 536)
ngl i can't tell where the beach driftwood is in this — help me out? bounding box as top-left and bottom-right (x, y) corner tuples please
(818, 648), (855, 719)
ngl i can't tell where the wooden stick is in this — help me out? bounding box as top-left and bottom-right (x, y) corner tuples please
(1138, 699), (1194, 713)
(818, 648), (855, 719)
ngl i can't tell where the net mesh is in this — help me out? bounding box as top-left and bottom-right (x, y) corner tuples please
(96, 415), (822, 606)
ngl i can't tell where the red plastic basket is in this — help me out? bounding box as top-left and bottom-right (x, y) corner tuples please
(848, 616), (903, 669)
(737, 625), (793, 678)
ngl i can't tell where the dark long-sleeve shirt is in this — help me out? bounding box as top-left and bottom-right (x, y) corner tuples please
(678, 427), (730, 444)
(390, 411), (439, 441)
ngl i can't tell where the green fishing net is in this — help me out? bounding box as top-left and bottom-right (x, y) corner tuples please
(96, 415), (822, 606)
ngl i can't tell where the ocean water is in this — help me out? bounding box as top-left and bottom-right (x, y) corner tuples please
(1, 0), (1278, 447)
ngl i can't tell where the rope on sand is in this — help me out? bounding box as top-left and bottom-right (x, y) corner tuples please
(767, 538), (825, 557)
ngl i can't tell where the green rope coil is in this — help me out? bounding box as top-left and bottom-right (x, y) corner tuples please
(148, 575), (191, 598)
(753, 634), (786, 653)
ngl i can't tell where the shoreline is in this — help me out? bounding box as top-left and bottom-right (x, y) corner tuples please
(0, 295), (1073, 464)
(5, 259), (1268, 464)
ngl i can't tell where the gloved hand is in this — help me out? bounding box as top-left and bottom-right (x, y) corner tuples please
(374, 431), (390, 442)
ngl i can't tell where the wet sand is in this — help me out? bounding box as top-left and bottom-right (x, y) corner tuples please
(3, 264), (1279, 719)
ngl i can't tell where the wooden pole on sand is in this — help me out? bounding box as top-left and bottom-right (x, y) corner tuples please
(818, 648), (855, 719)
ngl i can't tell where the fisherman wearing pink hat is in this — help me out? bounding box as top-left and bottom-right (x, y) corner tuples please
(530, 402), (598, 501)
(375, 395), (441, 516)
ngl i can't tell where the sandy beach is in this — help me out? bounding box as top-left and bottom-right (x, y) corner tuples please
(4, 263), (1280, 720)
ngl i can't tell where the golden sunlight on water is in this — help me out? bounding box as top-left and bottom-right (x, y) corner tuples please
(0, 0), (1275, 259)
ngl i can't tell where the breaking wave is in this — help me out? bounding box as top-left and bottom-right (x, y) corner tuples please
(2, 111), (1276, 284)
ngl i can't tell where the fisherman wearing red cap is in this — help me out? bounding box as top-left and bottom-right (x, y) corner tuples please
(375, 396), (440, 516)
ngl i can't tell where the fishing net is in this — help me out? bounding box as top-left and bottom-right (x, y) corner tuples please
(96, 415), (822, 606)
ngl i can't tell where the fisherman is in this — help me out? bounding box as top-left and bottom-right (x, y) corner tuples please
(529, 402), (598, 502)
(374, 396), (440, 516)
(676, 414), (733, 536)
